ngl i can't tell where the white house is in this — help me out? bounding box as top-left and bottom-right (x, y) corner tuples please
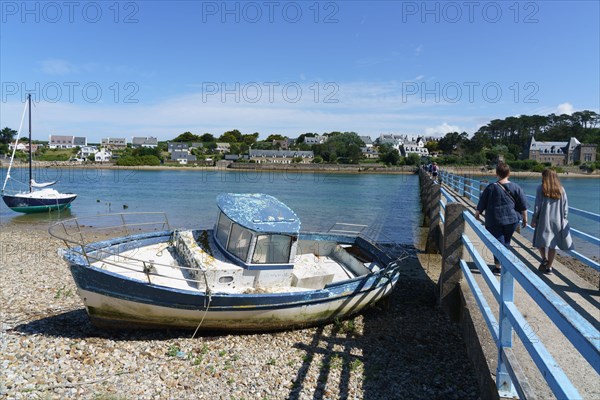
(303, 135), (325, 145)
(8, 142), (27, 151)
(49, 135), (87, 149)
(376, 134), (405, 150)
(249, 149), (314, 164)
(95, 149), (112, 162)
(8, 142), (41, 152)
(101, 137), (127, 149)
(170, 150), (197, 165)
(359, 136), (374, 148)
(78, 146), (98, 158)
(132, 136), (158, 148)
(401, 137), (429, 157)
(215, 143), (231, 153)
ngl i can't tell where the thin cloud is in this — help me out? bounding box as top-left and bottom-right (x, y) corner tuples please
(556, 102), (574, 115)
(424, 123), (462, 137)
(40, 59), (80, 75)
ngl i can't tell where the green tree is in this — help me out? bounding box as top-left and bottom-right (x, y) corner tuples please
(319, 132), (364, 163)
(200, 133), (215, 142)
(438, 131), (468, 154)
(405, 153), (421, 165)
(0, 127), (17, 144)
(219, 129), (243, 143)
(242, 133), (259, 145)
(424, 140), (439, 153)
(266, 134), (285, 141)
(172, 132), (200, 142)
(378, 143), (400, 165)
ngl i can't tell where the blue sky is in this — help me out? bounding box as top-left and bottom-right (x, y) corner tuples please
(1, 1), (599, 142)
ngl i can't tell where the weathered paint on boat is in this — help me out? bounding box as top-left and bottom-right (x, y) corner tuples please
(63, 230), (400, 331)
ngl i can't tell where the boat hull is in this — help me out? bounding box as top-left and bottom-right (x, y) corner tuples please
(2, 193), (77, 213)
(64, 231), (400, 332)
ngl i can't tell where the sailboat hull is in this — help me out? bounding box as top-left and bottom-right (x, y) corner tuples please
(2, 192), (77, 213)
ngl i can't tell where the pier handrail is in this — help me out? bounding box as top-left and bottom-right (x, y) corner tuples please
(461, 211), (599, 398)
(439, 170), (600, 271)
(427, 171), (600, 399)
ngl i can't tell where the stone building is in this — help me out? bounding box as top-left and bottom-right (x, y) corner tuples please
(526, 137), (597, 166)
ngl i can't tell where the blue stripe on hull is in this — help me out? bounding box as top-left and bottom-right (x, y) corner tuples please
(64, 229), (400, 330)
(70, 262), (396, 312)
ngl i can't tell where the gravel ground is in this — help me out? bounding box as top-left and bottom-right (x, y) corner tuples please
(1, 225), (480, 400)
(556, 254), (600, 289)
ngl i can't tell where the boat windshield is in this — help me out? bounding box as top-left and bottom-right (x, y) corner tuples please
(252, 234), (292, 264)
(227, 223), (253, 262)
(216, 212), (233, 247)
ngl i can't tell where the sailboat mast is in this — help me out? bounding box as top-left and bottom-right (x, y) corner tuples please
(28, 94), (32, 193)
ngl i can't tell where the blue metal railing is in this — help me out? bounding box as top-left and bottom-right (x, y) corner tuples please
(430, 171), (600, 398)
(439, 171), (600, 272)
(460, 211), (599, 399)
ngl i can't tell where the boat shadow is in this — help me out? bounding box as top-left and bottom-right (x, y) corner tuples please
(10, 309), (205, 341)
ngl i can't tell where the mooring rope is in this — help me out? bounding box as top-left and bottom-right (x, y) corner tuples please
(191, 268), (213, 339)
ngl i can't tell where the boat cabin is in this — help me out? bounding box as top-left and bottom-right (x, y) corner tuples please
(213, 193), (300, 269)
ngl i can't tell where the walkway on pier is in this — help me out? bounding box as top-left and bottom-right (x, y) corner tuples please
(421, 171), (599, 400)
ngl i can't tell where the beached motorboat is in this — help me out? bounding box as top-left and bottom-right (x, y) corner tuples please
(50, 194), (405, 332)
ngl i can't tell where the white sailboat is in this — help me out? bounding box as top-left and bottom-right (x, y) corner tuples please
(1, 94), (77, 213)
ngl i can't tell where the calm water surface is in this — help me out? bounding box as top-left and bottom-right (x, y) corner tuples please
(1, 167), (422, 244)
(2, 167), (599, 252)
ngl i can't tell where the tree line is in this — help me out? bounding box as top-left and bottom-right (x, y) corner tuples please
(424, 110), (599, 169)
(1, 110), (598, 168)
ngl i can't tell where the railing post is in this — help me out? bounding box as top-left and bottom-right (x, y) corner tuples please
(464, 178), (470, 199)
(425, 184), (442, 253)
(438, 203), (465, 320)
(497, 270), (518, 397)
(479, 181), (487, 200)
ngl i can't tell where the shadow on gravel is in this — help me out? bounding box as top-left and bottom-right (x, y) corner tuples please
(288, 273), (480, 399)
(10, 310), (204, 341)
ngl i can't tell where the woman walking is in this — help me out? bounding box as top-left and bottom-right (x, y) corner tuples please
(531, 169), (574, 274)
(475, 162), (528, 275)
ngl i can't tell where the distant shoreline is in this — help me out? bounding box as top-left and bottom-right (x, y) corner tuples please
(2, 161), (598, 178)
(0, 162), (418, 175)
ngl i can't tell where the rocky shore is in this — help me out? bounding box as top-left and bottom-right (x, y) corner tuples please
(0, 224), (480, 400)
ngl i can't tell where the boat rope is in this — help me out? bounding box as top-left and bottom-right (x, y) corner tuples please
(191, 268), (213, 339)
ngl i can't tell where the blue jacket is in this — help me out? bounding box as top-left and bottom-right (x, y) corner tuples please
(477, 181), (528, 227)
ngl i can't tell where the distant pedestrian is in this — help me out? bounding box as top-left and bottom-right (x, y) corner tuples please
(431, 162), (439, 182)
(475, 162), (528, 275)
(531, 169), (574, 274)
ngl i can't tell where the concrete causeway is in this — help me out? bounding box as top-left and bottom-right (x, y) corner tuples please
(423, 173), (599, 400)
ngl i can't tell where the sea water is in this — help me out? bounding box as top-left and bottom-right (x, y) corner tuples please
(2, 167), (598, 254)
(0, 167), (422, 244)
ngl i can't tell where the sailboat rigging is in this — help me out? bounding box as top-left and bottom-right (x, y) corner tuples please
(1, 94), (77, 213)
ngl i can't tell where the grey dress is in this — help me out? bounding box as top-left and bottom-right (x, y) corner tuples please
(532, 185), (574, 250)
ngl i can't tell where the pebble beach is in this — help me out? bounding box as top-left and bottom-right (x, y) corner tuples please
(0, 224), (480, 400)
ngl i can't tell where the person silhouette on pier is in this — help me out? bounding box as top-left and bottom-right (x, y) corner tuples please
(474, 162), (528, 275)
(531, 168), (574, 274)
